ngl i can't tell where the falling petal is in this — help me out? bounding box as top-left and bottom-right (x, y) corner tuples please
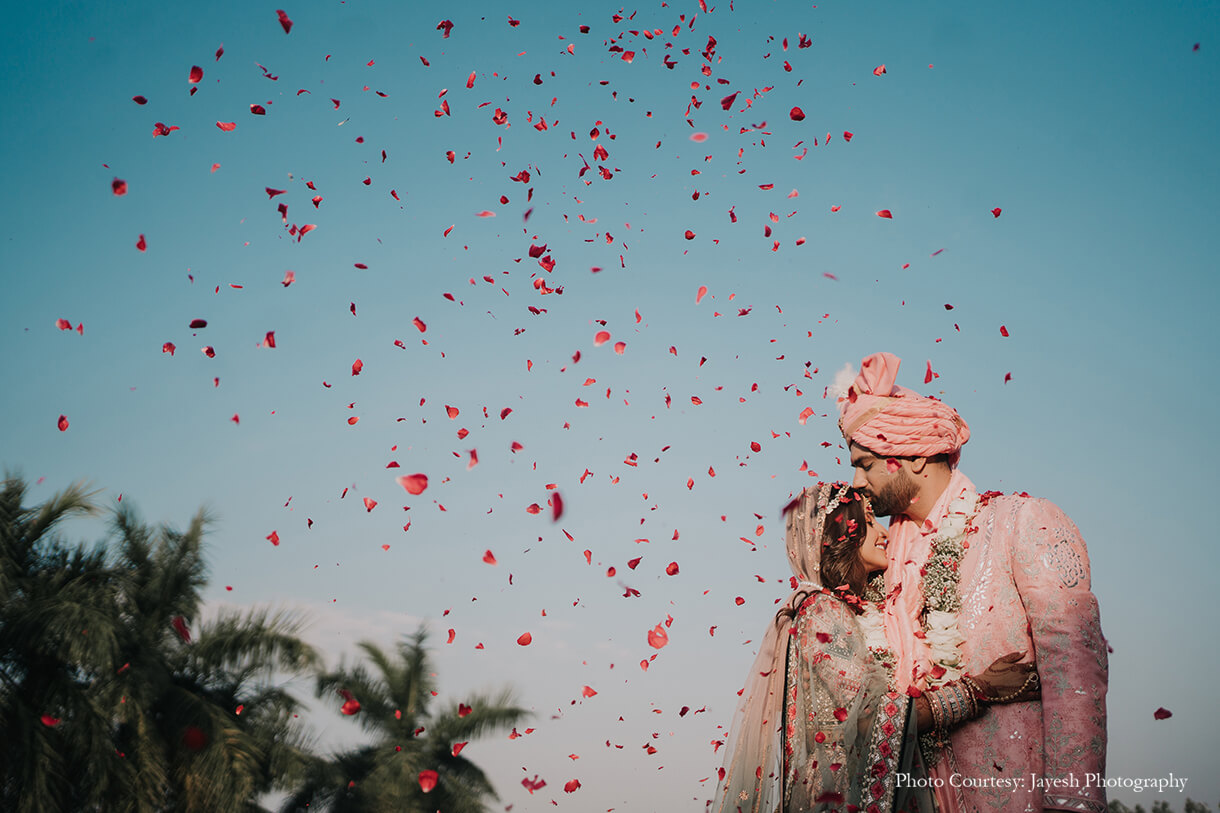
(397, 473), (428, 494)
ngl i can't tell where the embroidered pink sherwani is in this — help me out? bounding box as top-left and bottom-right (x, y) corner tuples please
(885, 475), (1108, 813)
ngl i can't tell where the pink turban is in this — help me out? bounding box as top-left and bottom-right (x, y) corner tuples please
(837, 352), (970, 458)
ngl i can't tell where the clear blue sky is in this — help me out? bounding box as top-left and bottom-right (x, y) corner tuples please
(2, 0), (1217, 808)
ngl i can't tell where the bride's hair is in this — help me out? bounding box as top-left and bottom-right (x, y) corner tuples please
(818, 488), (871, 603)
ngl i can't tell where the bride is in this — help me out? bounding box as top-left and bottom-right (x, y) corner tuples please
(712, 483), (1040, 813)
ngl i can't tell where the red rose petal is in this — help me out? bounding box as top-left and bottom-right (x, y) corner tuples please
(564, 779), (582, 793)
(397, 473), (428, 494)
(991, 207), (1003, 218)
(276, 9), (293, 33)
(181, 724), (206, 749)
(216, 121), (236, 131)
(188, 65), (203, 83)
(873, 64), (886, 76)
(875, 209), (892, 219)
(517, 631), (533, 646)
(112, 178), (127, 196)
(1154, 707), (1173, 720)
(419, 769), (439, 793)
(57, 415), (69, 432)
(483, 550), (497, 565)
(647, 624), (668, 649)
(789, 106), (805, 121)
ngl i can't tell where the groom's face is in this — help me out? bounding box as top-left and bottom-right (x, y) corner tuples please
(849, 444), (919, 518)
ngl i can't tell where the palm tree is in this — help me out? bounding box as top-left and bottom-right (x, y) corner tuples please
(0, 475), (127, 812)
(107, 501), (322, 812)
(0, 475), (322, 812)
(283, 628), (528, 813)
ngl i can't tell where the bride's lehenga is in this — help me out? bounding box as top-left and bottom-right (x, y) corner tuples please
(782, 593), (930, 813)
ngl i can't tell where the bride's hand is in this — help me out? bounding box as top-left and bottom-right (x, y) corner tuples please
(970, 651), (1040, 703)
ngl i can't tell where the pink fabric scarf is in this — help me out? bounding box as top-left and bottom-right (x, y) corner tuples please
(882, 469), (976, 692)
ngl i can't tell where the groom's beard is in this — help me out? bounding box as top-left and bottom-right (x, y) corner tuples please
(868, 474), (919, 518)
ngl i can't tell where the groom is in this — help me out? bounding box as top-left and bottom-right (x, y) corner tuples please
(837, 352), (1107, 813)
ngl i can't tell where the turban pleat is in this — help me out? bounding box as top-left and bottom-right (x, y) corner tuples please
(838, 352), (969, 458)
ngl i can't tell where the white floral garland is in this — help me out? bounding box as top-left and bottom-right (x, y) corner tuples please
(860, 490), (980, 686)
(920, 490), (979, 686)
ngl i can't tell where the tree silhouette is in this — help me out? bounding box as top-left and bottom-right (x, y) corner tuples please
(283, 628), (527, 813)
(0, 476), (320, 812)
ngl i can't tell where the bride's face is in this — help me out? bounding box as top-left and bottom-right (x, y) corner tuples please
(858, 518), (889, 573)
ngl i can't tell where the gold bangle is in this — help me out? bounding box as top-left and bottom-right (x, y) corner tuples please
(960, 675), (987, 704)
